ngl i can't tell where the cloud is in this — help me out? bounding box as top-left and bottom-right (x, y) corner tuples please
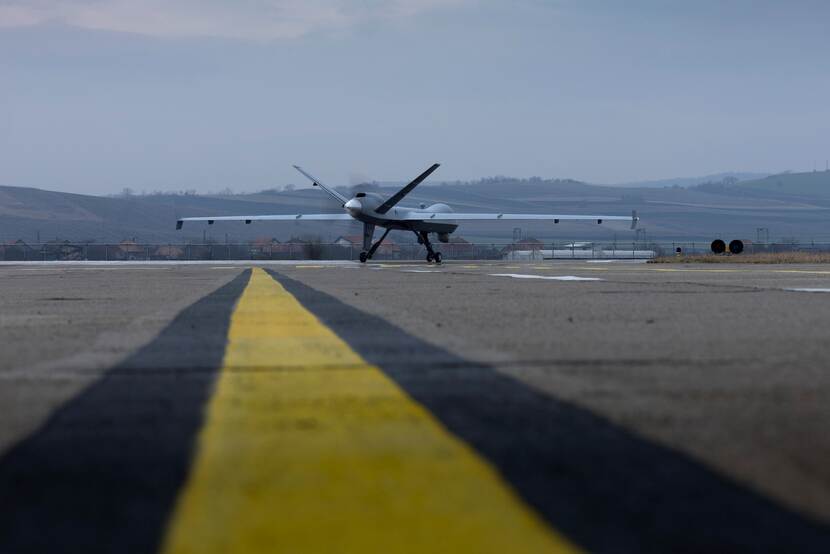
(0, 0), (468, 41)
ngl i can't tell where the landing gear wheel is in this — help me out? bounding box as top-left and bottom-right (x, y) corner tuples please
(426, 252), (434, 263)
(359, 251), (368, 263)
(434, 252), (442, 264)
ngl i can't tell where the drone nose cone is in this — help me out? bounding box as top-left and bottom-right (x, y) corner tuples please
(344, 198), (362, 212)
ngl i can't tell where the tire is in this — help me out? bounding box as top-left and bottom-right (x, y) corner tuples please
(729, 240), (744, 255)
(426, 252), (434, 263)
(359, 251), (368, 263)
(710, 239), (726, 254)
(434, 252), (442, 264)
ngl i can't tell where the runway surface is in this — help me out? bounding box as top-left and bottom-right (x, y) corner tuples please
(1, 260), (830, 553)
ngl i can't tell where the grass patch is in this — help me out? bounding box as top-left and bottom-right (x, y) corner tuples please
(649, 252), (830, 264)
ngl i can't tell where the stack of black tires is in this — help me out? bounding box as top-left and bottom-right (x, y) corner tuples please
(710, 239), (744, 255)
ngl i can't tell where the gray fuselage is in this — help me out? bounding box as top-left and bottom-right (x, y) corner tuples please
(345, 192), (458, 234)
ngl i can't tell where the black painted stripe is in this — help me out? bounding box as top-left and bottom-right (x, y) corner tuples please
(0, 270), (250, 554)
(267, 269), (830, 554)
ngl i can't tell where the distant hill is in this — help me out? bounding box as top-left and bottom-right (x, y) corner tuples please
(612, 172), (768, 189)
(736, 171), (830, 197)
(2, 174), (830, 244)
(0, 185), (360, 244)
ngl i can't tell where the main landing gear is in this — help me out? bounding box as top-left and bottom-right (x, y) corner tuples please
(358, 228), (442, 264)
(417, 231), (442, 264)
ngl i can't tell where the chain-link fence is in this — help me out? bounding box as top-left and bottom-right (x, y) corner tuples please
(2, 240), (828, 262)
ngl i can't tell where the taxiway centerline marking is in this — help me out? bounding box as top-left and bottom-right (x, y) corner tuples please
(161, 268), (578, 554)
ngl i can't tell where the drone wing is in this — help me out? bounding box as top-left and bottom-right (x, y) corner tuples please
(292, 165), (348, 205)
(176, 213), (353, 229)
(402, 210), (639, 228)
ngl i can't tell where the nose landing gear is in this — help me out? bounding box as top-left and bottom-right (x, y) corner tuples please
(358, 228), (392, 263)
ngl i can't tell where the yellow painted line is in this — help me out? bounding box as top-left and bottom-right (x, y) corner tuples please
(161, 268), (578, 554)
(769, 269), (830, 275)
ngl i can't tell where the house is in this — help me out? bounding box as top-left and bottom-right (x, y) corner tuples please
(500, 238), (544, 255)
(279, 237), (311, 256)
(445, 236), (475, 259)
(249, 236), (315, 258)
(500, 237), (546, 261)
(153, 245), (185, 260)
(334, 235), (363, 249)
(114, 239), (146, 260)
(334, 234), (400, 258)
(1, 239), (36, 261)
(42, 240), (84, 261)
(250, 237), (282, 258)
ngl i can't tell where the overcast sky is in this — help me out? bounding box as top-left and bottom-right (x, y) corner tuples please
(1, 0), (828, 194)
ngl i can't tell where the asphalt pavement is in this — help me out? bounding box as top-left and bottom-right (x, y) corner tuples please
(1, 260), (829, 553)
